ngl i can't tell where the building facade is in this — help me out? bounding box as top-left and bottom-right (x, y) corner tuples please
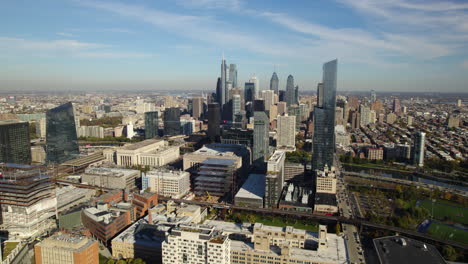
(277, 115), (296, 150)
(34, 233), (98, 264)
(142, 170), (190, 199)
(46, 102), (79, 163)
(145, 111), (159, 139)
(0, 120), (31, 164)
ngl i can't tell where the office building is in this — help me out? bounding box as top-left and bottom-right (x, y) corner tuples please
(163, 107), (181, 136)
(413, 131), (426, 167)
(366, 147), (384, 160)
(277, 115), (296, 150)
(221, 128), (253, 149)
(194, 158), (238, 198)
(285, 74), (295, 106)
(207, 103), (221, 142)
(232, 94), (241, 121)
(312, 60), (337, 173)
(373, 236), (446, 264)
(145, 111), (159, 139)
(253, 111), (269, 166)
(284, 163), (305, 182)
(360, 105), (371, 127)
(142, 170), (190, 199)
(34, 233), (98, 264)
(80, 167), (140, 189)
(78, 126), (104, 138)
(45, 102), (79, 163)
(234, 173), (265, 208)
(221, 57), (227, 106)
(249, 75), (260, 99)
(183, 143), (248, 172)
(316, 165), (337, 194)
(370, 89), (377, 103)
(36, 117), (47, 138)
(294, 85), (299, 105)
(457, 99), (462, 107)
(277, 101), (287, 115)
(270, 72), (279, 94)
(229, 64), (238, 88)
(162, 224), (230, 264)
(386, 112), (397, 124)
(244, 82), (255, 102)
(264, 151), (286, 208)
(216, 77), (223, 105)
(0, 165), (56, 239)
(407, 116), (414, 126)
(103, 139), (180, 167)
(192, 97), (203, 119)
(0, 120), (31, 164)
(447, 114), (460, 128)
(393, 98), (401, 113)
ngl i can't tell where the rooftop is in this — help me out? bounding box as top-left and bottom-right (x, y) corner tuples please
(0, 119), (26, 125)
(314, 193), (337, 206)
(83, 167), (139, 178)
(235, 174), (265, 200)
(121, 139), (163, 150)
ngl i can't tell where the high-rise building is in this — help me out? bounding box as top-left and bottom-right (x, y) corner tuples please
(253, 111), (269, 167)
(164, 107), (181, 136)
(34, 233), (99, 264)
(294, 85), (299, 105)
(261, 90), (275, 111)
(46, 102), (79, 164)
(392, 98), (401, 113)
(232, 94), (241, 122)
(221, 57), (227, 107)
(264, 150), (286, 208)
(413, 131), (425, 167)
(0, 165), (56, 238)
(270, 72), (279, 94)
(249, 75), (260, 99)
(208, 103), (221, 142)
(457, 99), (462, 107)
(370, 89), (377, 103)
(145, 111), (159, 139)
(216, 77), (223, 105)
(0, 120), (31, 164)
(279, 90), (286, 102)
(192, 97), (203, 119)
(229, 64), (237, 88)
(277, 115), (296, 150)
(312, 60), (337, 173)
(277, 102), (287, 116)
(359, 105), (371, 127)
(36, 117), (47, 138)
(244, 82), (255, 102)
(285, 75), (295, 106)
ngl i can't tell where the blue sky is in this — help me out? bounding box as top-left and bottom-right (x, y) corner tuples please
(1, 0), (468, 92)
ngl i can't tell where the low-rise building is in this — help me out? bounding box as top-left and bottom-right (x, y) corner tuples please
(34, 233), (98, 264)
(80, 167), (140, 189)
(142, 170), (190, 199)
(194, 158), (239, 198)
(234, 174), (265, 208)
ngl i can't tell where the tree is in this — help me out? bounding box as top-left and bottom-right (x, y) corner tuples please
(106, 260), (116, 264)
(116, 260), (126, 264)
(442, 245), (458, 261)
(335, 223), (341, 235)
(131, 259), (146, 264)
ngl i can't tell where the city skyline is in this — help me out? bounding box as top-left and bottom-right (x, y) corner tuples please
(1, 0), (468, 92)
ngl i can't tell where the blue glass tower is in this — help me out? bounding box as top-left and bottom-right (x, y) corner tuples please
(46, 102), (79, 163)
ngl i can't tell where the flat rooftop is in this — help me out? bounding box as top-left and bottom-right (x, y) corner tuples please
(235, 174), (265, 200)
(314, 193), (337, 206)
(83, 167), (139, 178)
(121, 139), (162, 150)
(0, 119), (26, 125)
(373, 236), (446, 264)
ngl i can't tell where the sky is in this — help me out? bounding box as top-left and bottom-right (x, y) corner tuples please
(1, 0), (468, 92)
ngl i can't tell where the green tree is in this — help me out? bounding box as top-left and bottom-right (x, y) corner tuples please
(106, 260), (116, 264)
(335, 223), (341, 235)
(442, 245), (458, 261)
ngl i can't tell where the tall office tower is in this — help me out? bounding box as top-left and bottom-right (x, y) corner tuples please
(359, 105), (371, 127)
(0, 165), (56, 238)
(413, 131), (426, 167)
(457, 99), (462, 107)
(249, 75), (260, 99)
(285, 74), (295, 106)
(229, 63), (238, 88)
(370, 90), (377, 103)
(216, 77), (223, 105)
(232, 94), (241, 122)
(0, 120), (31, 164)
(163, 107), (181, 136)
(208, 103), (221, 142)
(277, 115), (296, 149)
(244, 82), (256, 102)
(192, 97), (203, 119)
(294, 85), (299, 105)
(392, 98), (401, 113)
(350, 110), (360, 129)
(277, 102), (287, 116)
(253, 111), (269, 167)
(279, 90), (286, 102)
(144, 111), (159, 139)
(46, 102), (79, 164)
(221, 57), (227, 107)
(36, 117), (47, 138)
(34, 233), (99, 264)
(270, 72), (279, 94)
(265, 150), (286, 208)
(261, 90), (275, 111)
(312, 60), (337, 173)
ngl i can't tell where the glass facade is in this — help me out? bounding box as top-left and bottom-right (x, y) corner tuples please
(144, 111), (159, 139)
(312, 59), (337, 173)
(244, 82), (255, 102)
(208, 103), (221, 142)
(270, 72), (279, 94)
(0, 120), (31, 164)
(163, 107), (181, 136)
(285, 74), (295, 106)
(253, 111), (269, 167)
(46, 102), (79, 163)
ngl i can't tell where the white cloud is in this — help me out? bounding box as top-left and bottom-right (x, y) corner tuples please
(175, 0), (241, 10)
(76, 51), (154, 59)
(57, 32), (75, 37)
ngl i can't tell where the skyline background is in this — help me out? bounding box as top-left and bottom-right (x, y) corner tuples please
(1, 0), (468, 92)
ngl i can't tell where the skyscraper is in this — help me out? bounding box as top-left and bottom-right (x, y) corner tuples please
(216, 77), (222, 105)
(163, 107), (181, 136)
(244, 82), (255, 102)
(232, 94), (241, 122)
(312, 60), (337, 173)
(253, 111), (269, 167)
(413, 131), (425, 167)
(144, 111), (159, 139)
(294, 85), (299, 105)
(221, 57), (227, 107)
(208, 103), (221, 142)
(249, 75), (260, 99)
(277, 115), (296, 149)
(46, 102), (79, 163)
(392, 98), (401, 113)
(229, 64), (238, 88)
(192, 97), (203, 119)
(370, 90), (377, 103)
(270, 72), (279, 94)
(285, 75), (295, 106)
(0, 120), (31, 164)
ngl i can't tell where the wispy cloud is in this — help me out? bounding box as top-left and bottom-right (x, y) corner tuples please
(57, 32), (75, 37)
(76, 51), (154, 59)
(175, 0), (241, 10)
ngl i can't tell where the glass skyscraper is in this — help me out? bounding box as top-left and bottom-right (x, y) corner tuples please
(208, 103), (221, 142)
(244, 82), (255, 102)
(413, 131), (425, 167)
(253, 111), (269, 167)
(46, 102), (79, 163)
(270, 72), (279, 95)
(0, 120), (31, 164)
(285, 74), (295, 106)
(312, 59), (337, 173)
(145, 111), (159, 139)
(221, 57), (227, 107)
(229, 64), (237, 89)
(163, 107), (181, 136)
